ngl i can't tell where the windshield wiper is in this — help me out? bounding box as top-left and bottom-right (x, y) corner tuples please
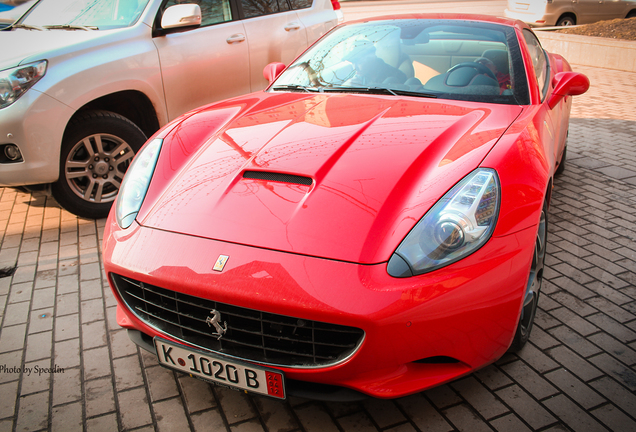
(271, 84), (317, 93)
(333, 86), (398, 96)
(44, 24), (98, 31)
(389, 89), (439, 99)
(9, 23), (45, 31)
(323, 86), (438, 98)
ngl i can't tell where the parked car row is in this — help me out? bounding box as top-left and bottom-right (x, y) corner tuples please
(0, 0), (342, 218)
(505, 0), (636, 27)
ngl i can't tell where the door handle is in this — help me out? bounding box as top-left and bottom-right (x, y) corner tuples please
(284, 23), (301, 31)
(226, 34), (246, 44)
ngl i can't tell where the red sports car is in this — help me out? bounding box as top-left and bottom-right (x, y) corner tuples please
(103, 14), (589, 400)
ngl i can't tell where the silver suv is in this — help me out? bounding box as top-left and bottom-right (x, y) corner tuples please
(505, 0), (636, 27)
(0, 0), (341, 218)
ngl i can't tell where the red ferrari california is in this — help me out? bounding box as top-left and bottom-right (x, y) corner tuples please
(103, 14), (589, 400)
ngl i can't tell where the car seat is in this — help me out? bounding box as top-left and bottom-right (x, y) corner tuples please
(375, 31), (415, 79)
(482, 49), (509, 75)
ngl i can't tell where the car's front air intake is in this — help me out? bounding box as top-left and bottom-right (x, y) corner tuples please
(111, 274), (364, 368)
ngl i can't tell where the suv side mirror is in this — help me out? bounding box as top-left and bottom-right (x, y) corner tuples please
(263, 62), (286, 84)
(161, 4), (202, 30)
(548, 71), (589, 109)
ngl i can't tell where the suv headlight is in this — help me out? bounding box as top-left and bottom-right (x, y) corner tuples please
(116, 138), (163, 229)
(0, 60), (48, 109)
(388, 168), (500, 277)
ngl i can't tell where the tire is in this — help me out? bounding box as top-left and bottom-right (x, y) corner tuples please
(555, 146), (567, 176)
(627, 11), (636, 18)
(556, 15), (576, 26)
(52, 110), (147, 219)
(508, 201), (547, 352)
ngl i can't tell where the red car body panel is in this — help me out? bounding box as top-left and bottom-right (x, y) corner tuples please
(138, 93), (522, 264)
(102, 13), (589, 399)
(104, 217), (535, 398)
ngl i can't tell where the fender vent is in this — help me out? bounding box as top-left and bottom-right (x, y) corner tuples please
(243, 171), (313, 186)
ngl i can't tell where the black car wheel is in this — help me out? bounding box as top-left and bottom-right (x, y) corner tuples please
(509, 202), (547, 352)
(556, 15), (576, 26)
(52, 110), (146, 219)
(555, 146), (567, 176)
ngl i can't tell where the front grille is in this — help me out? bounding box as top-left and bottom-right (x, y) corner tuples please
(111, 274), (364, 368)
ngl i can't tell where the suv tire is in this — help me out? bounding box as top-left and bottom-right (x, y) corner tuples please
(52, 110), (146, 219)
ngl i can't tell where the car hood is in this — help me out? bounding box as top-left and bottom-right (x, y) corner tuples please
(0, 29), (126, 70)
(139, 92), (522, 264)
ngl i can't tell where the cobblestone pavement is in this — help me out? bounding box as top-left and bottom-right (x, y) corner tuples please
(1, 65), (635, 432)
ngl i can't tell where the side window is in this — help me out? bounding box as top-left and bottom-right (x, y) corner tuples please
(164, 0), (232, 26)
(241, 0), (290, 18)
(523, 29), (549, 100)
(289, 0), (312, 9)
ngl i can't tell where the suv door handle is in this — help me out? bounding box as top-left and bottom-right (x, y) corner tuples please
(284, 23), (301, 31)
(226, 34), (246, 44)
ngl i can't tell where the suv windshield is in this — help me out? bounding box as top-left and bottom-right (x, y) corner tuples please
(21, 0), (150, 29)
(272, 19), (530, 105)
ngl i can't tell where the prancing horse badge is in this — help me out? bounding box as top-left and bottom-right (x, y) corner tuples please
(213, 255), (229, 272)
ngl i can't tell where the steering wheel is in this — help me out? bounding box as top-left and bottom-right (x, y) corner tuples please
(445, 62), (498, 85)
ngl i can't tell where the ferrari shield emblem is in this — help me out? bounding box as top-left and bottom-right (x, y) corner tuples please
(213, 255), (229, 272)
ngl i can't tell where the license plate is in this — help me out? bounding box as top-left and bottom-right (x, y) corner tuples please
(154, 338), (285, 399)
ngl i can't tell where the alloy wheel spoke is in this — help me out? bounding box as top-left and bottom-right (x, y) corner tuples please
(66, 170), (89, 179)
(115, 149), (134, 165)
(93, 181), (105, 203)
(83, 179), (97, 200)
(115, 165), (129, 178)
(109, 178), (122, 190)
(93, 135), (106, 157)
(66, 160), (90, 171)
(80, 137), (97, 159)
(109, 142), (130, 159)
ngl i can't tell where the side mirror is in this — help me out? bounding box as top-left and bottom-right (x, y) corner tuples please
(161, 4), (202, 30)
(548, 71), (589, 109)
(263, 62), (286, 84)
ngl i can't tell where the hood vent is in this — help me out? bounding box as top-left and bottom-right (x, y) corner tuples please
(243, 170), (313, 186)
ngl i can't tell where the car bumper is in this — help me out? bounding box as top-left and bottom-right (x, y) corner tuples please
(0, 89), (73, 186)
(103, 216), (536, 399)
(504, 9), (557, 27)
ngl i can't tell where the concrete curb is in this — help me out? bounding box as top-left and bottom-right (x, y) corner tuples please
(536, 31), (636, 73)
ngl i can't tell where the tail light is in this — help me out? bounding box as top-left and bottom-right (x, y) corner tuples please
(330, 0), (344, 22)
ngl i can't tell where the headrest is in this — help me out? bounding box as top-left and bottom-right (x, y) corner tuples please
(482, 49), (509, 75)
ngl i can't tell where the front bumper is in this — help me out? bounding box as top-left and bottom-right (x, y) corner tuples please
(0, 89), (73, 186)
(103, 217), (536, 399)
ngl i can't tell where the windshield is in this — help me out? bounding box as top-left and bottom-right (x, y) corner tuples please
(20, 0), (150, 29)
(272, 19), (529, 105)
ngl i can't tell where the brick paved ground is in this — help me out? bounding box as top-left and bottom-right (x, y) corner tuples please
(0, 65), (635, 431)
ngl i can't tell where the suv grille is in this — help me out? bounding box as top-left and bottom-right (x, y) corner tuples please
(111, 274), (365, 368)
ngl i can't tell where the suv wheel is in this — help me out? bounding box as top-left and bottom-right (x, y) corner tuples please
(52, 110), (147, 219)
(556, 14), (576, 26)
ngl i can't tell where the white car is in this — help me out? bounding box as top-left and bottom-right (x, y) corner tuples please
(0, 0), (342, 218)
(505, 0), (636, 27)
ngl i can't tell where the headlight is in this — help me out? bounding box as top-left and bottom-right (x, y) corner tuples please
(388, 168), (500, 277)
(116, 138), (163, 229)
(0, 60), (48, 109)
